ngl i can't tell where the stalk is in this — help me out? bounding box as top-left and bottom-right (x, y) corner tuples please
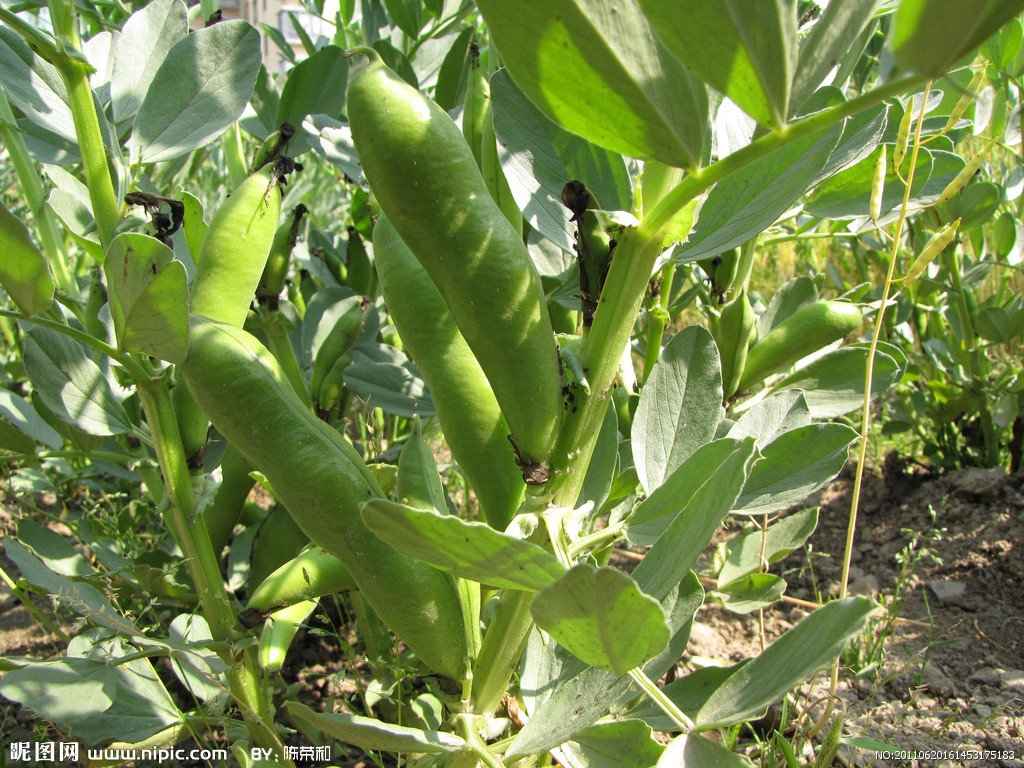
(641, 262), (675, 383)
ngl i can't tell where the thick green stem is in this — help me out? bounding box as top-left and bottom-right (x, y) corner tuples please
(135, 373), (284, 757)
(470, 590), (534, 717)
(59, 59), (120, 251)
(258, 313), (312, 407)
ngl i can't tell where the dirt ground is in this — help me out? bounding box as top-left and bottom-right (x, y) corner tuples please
(690, 458), (1024, 768)
(1, 459), (1023, 767)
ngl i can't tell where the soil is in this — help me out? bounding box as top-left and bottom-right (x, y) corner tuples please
(2, 459), (1023, 767)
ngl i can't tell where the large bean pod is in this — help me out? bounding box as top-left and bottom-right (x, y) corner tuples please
(375, 216), (524, 529)
(181, 316), (467, 680)
(347, 51), (563, 470)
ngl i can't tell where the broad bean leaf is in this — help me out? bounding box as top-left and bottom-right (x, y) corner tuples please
(23, 327), (132, 437)
(631, 438), (756, 600)
(511, 574), (702, 757)
(0, 202), (54, 315)
(311, 115), (361, 181)
(715, 573), (787, 614)
(632, 326), (723, 494)
(61, 633), (181, 745)
(285, 702), (464, 754)
(490, 69), (632, 255)
(131, 20), (261, 163)
(658, 735), (755, 768)
(382, 0), (422, 39)
(718, 508), (819, 588)
(890, 0), (1024, 77)
(361, 500), (566, 591)
(561, 721), (664, 768)
(638, 0), (796, 129)
(0, 391), (62, 449)
(276, 45), (350, 156)
(790, 0), (882, 116)
(104, 233), (189, 364)
(625, 437), (749, 548)
(476, 0), (707, 169)
(674, 123), (842, 263)
(695, 597), (878, 728)
(734, 423), (858, 515)
(110, 0), (188, 123)
(167, 614), (226, 705)
(772, 347), (902, 418)
(17, 519), (91, 577)
(0, 657), (118, 723)
(343, 357), (434, 418)
(0, 27), (75, 142)
(433, 26), (474, 111)
(5, 540), (136, 633)
(725, 390), (811, 447)
(531, 565), (668, 675)
(396, 417), (448, 514)
(180, 191), (207, 263)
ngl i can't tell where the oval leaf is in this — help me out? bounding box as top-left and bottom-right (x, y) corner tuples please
(285, 701), (464, 754)
(639, 0), (797, 129)
(131, 20), (261, 162)
(476, 0), (707, 168)
(531, 564), (669, 676)
(0, 202), (54, 315)
(361, 500), (566, 591)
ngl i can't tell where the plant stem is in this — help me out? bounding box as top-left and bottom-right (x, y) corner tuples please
(626, 667), (694, 732)
(470, 589), (534, 717)
(258, 312), (312, 407)
(641, 262), (675, 383)
(812, 83), (932, 739)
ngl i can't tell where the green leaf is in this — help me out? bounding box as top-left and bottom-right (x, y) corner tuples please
(382, 0), (422, 38)
(361, 500), (566, 591)
(757, 276), (818, 338)
(0, 658), (118, 723)
(104, 233), (189, 365)
(433, 26), (474, 111)
(695, 597), (878, 728)
(890, 0), (1024, 77)
(674, 123), (842, 262)
(476, 0), (708, 169)
(131, 20), (262, 162)
(564, 720), (665, 768)
(658, 735), (755, 768)
(0, 202), (54, 315)
(632, 326), (724, 494)
(715, 572), (787, 614)
(718, 507), (818, 587)
(23, 328), (133, 437)
(631, 438), (756, 600)
(638, 0), (797, 129)
(109, 0), (189, 123)
(284, 702), (464, 754)
(180, 191), (207, 263)
(0, 391), (62, 450)
(167, 614), (226, 705)
(531, 564), (669, 675)
(790, 0), (882, 117)
(61, 632), (182, 744)
(734, 423), (858, 515)
(772, 347), (902, 418)
(396, 416), (448, 513)
(625, 437), (749, 547)
(512, 574), (703, 757)
(490, 69), (632, 254)
(5, 540), (137, 633)
(725, 390), (811, 447)
(17, 519), (91, 577)
(276, 45), (350, 154)
(343, 359), (434, 418)
(0, 27), (75, 142)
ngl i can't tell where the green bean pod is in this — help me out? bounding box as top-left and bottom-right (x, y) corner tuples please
(374, 217), (525, 529)
(182, 316), (467, 680)
(246, 545), (355, 612)
(348, 51), (563, 469)
(190, 168), (281, 328)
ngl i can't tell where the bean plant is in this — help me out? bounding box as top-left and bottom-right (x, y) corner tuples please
(0, 1), (1020, 766)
